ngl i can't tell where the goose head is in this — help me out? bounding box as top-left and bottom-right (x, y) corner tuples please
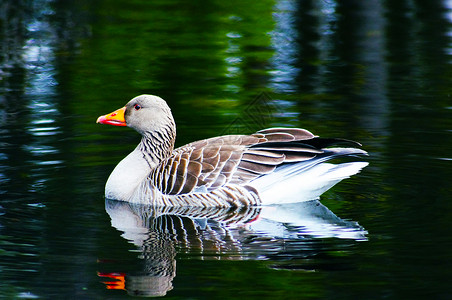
(97, 95), (176, 137)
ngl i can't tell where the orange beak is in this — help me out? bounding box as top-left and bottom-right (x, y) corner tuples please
(96, 107), (127, 127)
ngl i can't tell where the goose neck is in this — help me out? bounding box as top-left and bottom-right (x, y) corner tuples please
(139, 130), (175, 166)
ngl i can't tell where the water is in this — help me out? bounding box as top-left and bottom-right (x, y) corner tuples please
(1, 0), (452, 298)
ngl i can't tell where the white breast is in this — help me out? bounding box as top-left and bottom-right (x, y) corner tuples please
(105, 148), (151, 201)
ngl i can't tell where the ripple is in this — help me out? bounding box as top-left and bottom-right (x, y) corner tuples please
(27, 203), (46, 208)
(23, 145), (58, 155)
(30, 119), (54, 125)
(27, 126), (59, 132)
(30, 131), (61, 137)
(17, 292), (40, 299)
(226, 31), (242, 39)
(33, 160), (63, 166)
(26, 125), (61, 136)
(436, 157), (452, 161)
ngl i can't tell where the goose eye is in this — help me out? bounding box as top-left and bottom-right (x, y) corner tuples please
(134, 104), (141, 110)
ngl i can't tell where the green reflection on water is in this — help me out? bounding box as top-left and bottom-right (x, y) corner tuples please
(3, 0), (452, 298)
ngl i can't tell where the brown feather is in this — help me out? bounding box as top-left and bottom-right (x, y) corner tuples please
(202, 145), (221, 158)
(220, 171), (234, 183)
(221, 160), (238, 173)
(245, 149), (285, 158)
(242, 152), (285, 165)
(262, 132), (295, 142)
(190, 148), (204, 160)
(218, 149), (234, 163)
(215, 135), (238, 145)
(201, 161), (215, 173)
(170, 175), (185, 195)
(181, 151), (190, 161)
(251, 133), (265, 138)
(170, 157), (188, 194)
(156, 163), (164, 192)
(201, 153), (220, 171)
(180, 173), (198, 194)
(163, 159), (175, 193)
(228, 151), (242, 163)
(237, 161), (276, 174)
(283, 153), (317, 162)
(210, 173), (227, 188)
(251, 145), (323, 153)
(257, 128), (316, 140)
(217, 144), (243, 152)
(159, 159), (170, 192)
(232, 168), (261, 182)
(237, 135), (266, 146)
(189, 139), (208, 148)
(203, 167), (222, 186)
(187, 160), (202, 177)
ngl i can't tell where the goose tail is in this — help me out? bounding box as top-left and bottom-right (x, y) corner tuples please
(248, 148), (368, 205)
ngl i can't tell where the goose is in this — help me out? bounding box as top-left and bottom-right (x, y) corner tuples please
(96, 95), (368, 207)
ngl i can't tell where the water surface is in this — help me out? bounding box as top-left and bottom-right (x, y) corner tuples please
(1, 0), (452, 299)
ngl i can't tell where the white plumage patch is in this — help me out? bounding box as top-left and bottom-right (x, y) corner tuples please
(249, 155), (368, 205)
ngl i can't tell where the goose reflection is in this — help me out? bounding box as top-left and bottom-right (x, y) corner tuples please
(100, 199), (366, 297)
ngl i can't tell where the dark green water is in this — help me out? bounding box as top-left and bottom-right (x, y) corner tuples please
(2, 0), (452, 299)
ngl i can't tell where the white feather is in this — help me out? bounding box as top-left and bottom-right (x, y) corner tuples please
(249, 156), (368, 205)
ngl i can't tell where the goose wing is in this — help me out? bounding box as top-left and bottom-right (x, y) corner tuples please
(149, 128), (361, 195)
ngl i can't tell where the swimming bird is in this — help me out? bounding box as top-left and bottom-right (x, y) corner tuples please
(97, 95), (368, 207)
